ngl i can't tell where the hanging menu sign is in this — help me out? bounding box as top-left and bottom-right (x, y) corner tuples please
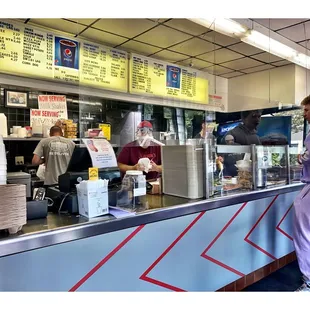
(129, 53), (209, 104)
(79, 41), (127, 92)
(0, 20), (54, 79)
(0, 19), (128, 93)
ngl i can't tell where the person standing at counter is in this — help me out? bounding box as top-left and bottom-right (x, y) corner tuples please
(293, 95), (310, 292)
(117, 121), (162, 180)
(32, 126), (75, 187)
(225, 110), (262, 145)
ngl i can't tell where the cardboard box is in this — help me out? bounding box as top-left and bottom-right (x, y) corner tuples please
(77, 186), (109, 218)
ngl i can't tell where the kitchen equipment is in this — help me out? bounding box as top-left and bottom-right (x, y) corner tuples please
(256, 168), (267, 188)
(161, 144), (205, 199)
(13, 126), (21, 134)
(0, 184), (26, 234)
(17, 127), (27, 138)
(7, 172), (31, 197)
(116, 170), (146, 211)
(0, 114), (8, 138)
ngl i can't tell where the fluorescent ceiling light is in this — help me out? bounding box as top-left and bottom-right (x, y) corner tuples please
(189, 18), (247, 37)
(241, 30), (297, 59)
(190, 18), (310, 71)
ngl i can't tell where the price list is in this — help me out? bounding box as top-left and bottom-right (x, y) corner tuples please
(131, 55), (165, 95)
(54, 66), (79, 83)
(80, 41), (128, 92)
(181, 69), (197, 98)
(130, 53), (208, 104)
(0, 20), (54, 78)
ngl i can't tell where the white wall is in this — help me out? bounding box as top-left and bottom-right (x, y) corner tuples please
(295, 65), (310, 105)
(227, 64), (296, 112)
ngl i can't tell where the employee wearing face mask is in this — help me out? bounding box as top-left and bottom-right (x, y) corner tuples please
(117, 121), (162, 180)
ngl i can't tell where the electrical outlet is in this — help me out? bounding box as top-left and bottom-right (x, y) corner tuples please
(15, 156), (24, 165)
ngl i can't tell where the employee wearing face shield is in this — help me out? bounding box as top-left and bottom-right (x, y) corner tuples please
(117, 121), (162, 180)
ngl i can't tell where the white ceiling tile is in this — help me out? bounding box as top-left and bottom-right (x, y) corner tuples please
(164, 19), (210, 35)
(80, 28), (128, 46)
(169, 37), (220, 56)
(299, 40), (310, 49)
(197, 48), (243, 63)
(222, 58), (263, 70)
(118, 40), (161, 55)
(200, 30), (240, 46)
(148, 18), (170, 23)
(92, 19), (157, 38)
(221, 71), (245, 78)
(251, 52), (283, 63)
(64, 18), (98, 26)
(177, 58), (212, 70)
(253, 18), (308, 31)
(272, 60), (292, 66)
(29, 19), (87, 36)
(202, 65), (234, 75)
(151, 50), (189, 62)
(277, 22), (310, 42)
(240, 64), (275, 74)
(228, 42), (264, 56)
(135, 25), (192, 48)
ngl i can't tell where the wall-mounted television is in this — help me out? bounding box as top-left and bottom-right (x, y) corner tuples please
(257, 116), (292, 145)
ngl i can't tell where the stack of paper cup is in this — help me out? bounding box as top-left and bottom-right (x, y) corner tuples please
(0, 135), (7, 185)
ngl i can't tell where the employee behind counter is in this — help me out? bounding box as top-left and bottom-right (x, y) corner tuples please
(220, 109), (262, 177)
(32, 126), (75, 187)
(117, 121), (162, 180)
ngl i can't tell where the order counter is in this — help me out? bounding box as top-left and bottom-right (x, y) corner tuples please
(0, 182), (303, 292)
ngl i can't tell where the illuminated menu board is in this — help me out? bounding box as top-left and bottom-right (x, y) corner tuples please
(0, 20), (54, 79)
(79, 41), (127, 92)
(129, 53), (209, 104)
(0, 19), (128, 92)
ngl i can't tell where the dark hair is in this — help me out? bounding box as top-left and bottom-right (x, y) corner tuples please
(301, 95), (310, 106)
(241, 109), (263, 119)
(49, 126), (63, 136)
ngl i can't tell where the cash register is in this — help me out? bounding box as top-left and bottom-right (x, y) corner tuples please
(47, 144), (121, 213)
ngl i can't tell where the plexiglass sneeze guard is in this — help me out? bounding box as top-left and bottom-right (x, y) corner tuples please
(214, 144), (293, 195)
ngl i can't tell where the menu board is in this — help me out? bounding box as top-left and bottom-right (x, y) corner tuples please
(79, 41), (127, 92)
(0, 19), (128, 92)
(0, 20), (54, 79)
(129, 53), (209, 104)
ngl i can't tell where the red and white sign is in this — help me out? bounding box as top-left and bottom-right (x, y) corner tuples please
(30, 109), (62, 127)
(38, 95), (68, 119)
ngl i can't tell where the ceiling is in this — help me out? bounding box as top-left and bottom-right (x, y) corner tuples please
(11, 18), (310, 79)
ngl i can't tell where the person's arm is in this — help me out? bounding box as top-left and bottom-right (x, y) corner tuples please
(149, 161), (162, 173)
(32, 154), (44, 166)
(32, 140), (44, 166)
(117, 144), (144, 174)
(299, 137), (310, 164)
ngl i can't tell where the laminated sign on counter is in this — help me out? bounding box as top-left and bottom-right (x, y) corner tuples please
(83, 138), (117, 168)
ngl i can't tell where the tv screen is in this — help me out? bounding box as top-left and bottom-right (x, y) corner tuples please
(257, 116), (292, 145)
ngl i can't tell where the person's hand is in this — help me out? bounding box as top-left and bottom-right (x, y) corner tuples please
(217, 156), (224, 163)
(149, 161), (159, 172)
(298, 154), (303, 165)
(134, 163), (145, 171)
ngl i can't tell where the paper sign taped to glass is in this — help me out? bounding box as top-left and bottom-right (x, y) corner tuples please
(82, 138), (117, 168)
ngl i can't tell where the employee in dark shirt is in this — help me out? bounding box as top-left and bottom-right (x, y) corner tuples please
(225, 110), (262, 145)
(117, 121), (162, 180)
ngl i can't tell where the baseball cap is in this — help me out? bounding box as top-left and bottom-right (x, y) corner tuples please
(137, 121), (153, 129)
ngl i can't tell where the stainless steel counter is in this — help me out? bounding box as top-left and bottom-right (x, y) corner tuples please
(0, 183), (304, 258)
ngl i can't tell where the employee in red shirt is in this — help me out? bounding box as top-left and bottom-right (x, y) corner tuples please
(117, 121), (162, 180)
